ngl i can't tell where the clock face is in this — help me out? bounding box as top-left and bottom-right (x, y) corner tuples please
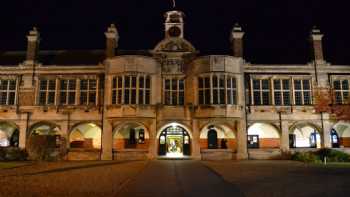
(168, 26), (181, 37)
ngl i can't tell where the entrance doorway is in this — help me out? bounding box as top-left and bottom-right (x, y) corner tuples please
(159, 125), (190, 157)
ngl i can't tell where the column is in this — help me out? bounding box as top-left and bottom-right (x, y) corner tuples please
(192, 119), (201, 160)
(280, 121), (290, 151)
(148, 120), (157, 159)
(18, 118), (28, 149)
(322, 118), (332, 148)
(101, 119), (113, 160)
(236, 120), (248, 160)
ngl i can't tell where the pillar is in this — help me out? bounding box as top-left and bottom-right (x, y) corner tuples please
(192, 119), (201, 160)
(322, 118), (333, 148)
(101, 119), (113, 160)
(18, 119), (28, 149)
(105, 24), (119, 59)
(236, 120), (248, 160)
(281, 121), (290, 151)
(231, 23), (245, 58)
(148, 120), (157, 159)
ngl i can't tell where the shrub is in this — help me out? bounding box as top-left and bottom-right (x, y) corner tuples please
(27, 135), (67, 161)
(291, 152), (320, 163)
(0, 147), (28, 161)
(317, 148), (350, 162)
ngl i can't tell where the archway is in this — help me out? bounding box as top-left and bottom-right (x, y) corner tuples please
(0, 122), (19, 147)
(200, 124), (236, 150)
(158, 123), (191, 157)
(113, 122), (149, 150)
(290, 124), (321, 148)
(30, 122), (60, 136)
(69, 123), (101, 149)
(248, 123), (280, 149)
(332, 121), (350, 148)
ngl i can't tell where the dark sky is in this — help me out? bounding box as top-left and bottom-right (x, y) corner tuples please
(1, 1), (350, 64)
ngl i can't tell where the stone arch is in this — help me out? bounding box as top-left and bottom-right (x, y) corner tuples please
(157, 122), (193, 139)
(247, 122), (281, 148)
(0, 121), (19, 147)
(289, 122), (322, 148)
(29, 121), (61, 136)
(157, 122), (192, 157)
(199, 122), (236, 150)
(69, 122), (102, 149)
(113, 122), (150, 150)
(332, 121), (350, 147)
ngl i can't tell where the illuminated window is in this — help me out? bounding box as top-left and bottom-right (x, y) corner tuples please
(38, 79), (56, 105)
(0, 79), (16, 105)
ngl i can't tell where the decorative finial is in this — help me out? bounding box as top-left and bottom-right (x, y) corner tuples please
(172, 0), (176, 8)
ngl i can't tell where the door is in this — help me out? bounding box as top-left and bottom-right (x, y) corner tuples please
(183, 134), (191, 155)
(207, 129), (218, 149)
(289, 134), (296, 148)
(159, 134), (166, 156)
(247, 135), (259, 148)
(331, 129), (340, 148)
(310, 132), (317, 148)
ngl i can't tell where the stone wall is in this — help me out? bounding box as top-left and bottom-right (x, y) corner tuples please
(113, 149), (148, 161)
(201, 149), (234, 160)
(67, 149), (101, 160)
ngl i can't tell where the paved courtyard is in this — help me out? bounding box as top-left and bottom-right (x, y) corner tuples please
(0, 160), (350, 197)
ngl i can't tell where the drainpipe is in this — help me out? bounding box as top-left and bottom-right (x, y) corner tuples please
(100, 75), (105, 160)
(244, 74), (250, 159)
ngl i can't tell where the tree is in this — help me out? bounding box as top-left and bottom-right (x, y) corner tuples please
(314, 86), (350, 121)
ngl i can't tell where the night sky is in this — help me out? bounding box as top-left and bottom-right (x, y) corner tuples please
(1, 1), (350, 64)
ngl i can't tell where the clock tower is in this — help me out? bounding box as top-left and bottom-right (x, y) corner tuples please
(164, 10), (185, 38)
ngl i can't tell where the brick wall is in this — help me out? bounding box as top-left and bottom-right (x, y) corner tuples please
(113, 139), (149, 150)
(340, 137), (350, 147)
(259, 138), (280, 148)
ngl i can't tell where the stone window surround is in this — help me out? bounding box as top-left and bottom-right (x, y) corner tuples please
(198, 72), (237, 106)
(111, 73), (151, 105)
(249, 75), (313, 106)
(331, 76), (350, 104)
(162, 75), (185, 106)
(36, 75), (99, 106)
(0, 76), (18, 106)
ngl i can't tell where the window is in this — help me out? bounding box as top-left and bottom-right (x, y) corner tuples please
(227, 77), (237, 105)
(38, 79), (56, 105)
(333, 79), (349, 104)
(80, 79), (97, 105)
(252, 79), (270, 105)
(294, 79), (312, 105)
(60, 79), (76, 105)
(164, 78), (184, 105)
(112, 75), (151, 105)
(198, 75), (236, 105)
(0, 79), (16, 105)
(273, 79), (291, 105)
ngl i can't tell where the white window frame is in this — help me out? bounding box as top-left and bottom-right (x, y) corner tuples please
(0, 78), (17, 105)
(293, 78), (312, 105)
(38, 78), (56, 106)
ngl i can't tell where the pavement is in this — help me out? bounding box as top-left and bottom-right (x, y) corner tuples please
(117, 160), (245, 197)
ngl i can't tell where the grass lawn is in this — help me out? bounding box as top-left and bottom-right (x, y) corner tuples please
(311, 162), (350, 168)
(0, 162), (30, 169)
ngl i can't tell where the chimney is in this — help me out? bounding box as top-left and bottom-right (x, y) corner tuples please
(310, 27), (324, 63)
(231, 23), (245, 58)
(105, 24), (119, 59)
(26, 27), (40, 64)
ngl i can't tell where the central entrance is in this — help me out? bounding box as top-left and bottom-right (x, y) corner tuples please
(159, 125), (191, 157)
